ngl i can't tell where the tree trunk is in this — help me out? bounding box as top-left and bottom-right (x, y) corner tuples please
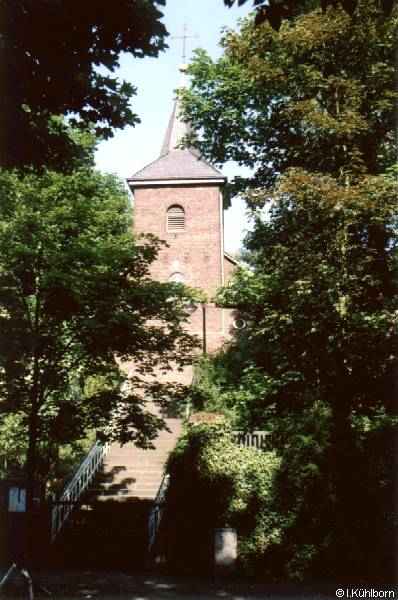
(24, 352), (41, 568)
(24, 407), (39, 568)
(26, 410), (38, 512)
(328, 377), (359, 578)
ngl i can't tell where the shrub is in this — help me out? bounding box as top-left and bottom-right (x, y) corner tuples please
(162, 417), (281, 575)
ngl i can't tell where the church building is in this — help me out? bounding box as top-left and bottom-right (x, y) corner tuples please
(127, 66), (237, 378)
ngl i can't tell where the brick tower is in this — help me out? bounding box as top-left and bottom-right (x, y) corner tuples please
(127, 67), (236, 381)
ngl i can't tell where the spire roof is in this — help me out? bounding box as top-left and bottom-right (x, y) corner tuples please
(128, 66), (225, 184)
(159, 93), (197, 158)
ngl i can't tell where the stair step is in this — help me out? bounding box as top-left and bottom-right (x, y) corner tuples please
(94, 483), (163, 489)
(52, 417), (182, 570)
(96, 494), (157, 501)
(90, 421), (181, 503)
(104, 459), (168, 465)
(101, 467), (166, 472)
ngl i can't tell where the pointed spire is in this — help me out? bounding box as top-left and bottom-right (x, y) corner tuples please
(160, 64), (196, 157)
(128, 63), (225, 184)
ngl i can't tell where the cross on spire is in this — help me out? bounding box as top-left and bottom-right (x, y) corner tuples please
(171, 23), (199, 63)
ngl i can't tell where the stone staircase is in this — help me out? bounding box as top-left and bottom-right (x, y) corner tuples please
(52, 419), (182, 570)
(92, 418), (181, 501)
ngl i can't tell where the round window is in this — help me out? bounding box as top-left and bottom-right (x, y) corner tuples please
(232, 318), (246, 330)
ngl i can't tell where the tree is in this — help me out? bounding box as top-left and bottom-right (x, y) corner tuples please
(182, 0), (397, 423)
(181, 0), (398, 579)
(0, 167), (197, 530)
(182, 0), (396, 197)
(0, 0), (168, 170)
(188, 171), (397, 580)
(219, 171), (397, 421)
(182, 0), (398, 410)
(224, 0), (395, 29)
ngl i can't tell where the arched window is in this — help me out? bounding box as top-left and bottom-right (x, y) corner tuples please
(167, 205), (185, 232)
(169, 272), (185, 283)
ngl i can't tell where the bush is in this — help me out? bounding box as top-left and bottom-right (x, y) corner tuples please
(161, 417), (281, 575)
(161, 406), (397, 582)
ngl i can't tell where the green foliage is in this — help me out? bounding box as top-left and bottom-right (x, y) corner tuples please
(182, 0), (397, 196)
(0, 410), (97, 495)
(219, 171), (398, 421)
(186, 365), (396, 580)
(49, 432), (97, 494)
(217, 172), (397, 579)
(269, 410), (397, 582)
(189, 175), (398, 580)
(190, 356), (274, 427)
(194, 172), (397, 433)
(181, 0), (397, 581)
(0, 166), (197, 496)
(0, 413), (27, 478)
(164, 419), (281, 575)
(0, 0), (168, 170)
(224, 0), (395, 29)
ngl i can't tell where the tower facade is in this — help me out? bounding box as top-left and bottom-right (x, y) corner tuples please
(127, 70), (236, 375)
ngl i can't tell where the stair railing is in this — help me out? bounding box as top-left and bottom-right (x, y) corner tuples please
(148, 471), (170, 553)
(232, 430), (271, 450)
(51, 440), (110, 541)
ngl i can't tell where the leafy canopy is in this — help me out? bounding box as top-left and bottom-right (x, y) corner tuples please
(182, 0), (397, 197)
(0, 0), (168, 170)
(189, 169), (397, 581)
(0, 167), (197, 489)
(183, 0), (397, 580)
(218, 171), (398, 425)
(224, 0), (394, 29)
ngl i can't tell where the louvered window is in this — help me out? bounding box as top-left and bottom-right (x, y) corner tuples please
(167, 205), (185, 232)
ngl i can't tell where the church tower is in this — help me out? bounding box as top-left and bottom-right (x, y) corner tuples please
(127, 66), (236, 365)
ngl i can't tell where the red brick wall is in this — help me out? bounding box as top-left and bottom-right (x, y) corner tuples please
(130, 182), (236, 387)
(133, 184), (223, 298)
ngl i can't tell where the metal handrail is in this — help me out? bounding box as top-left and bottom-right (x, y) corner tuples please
(51, 440), (110, 541)
(232, 430), (271, 450)
(148, 471), (170, 553)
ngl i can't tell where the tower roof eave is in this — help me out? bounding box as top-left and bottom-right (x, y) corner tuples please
(128, 149), (225, 185)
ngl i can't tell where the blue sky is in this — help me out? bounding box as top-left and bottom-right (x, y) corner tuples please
(94, 0), (253, 254)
